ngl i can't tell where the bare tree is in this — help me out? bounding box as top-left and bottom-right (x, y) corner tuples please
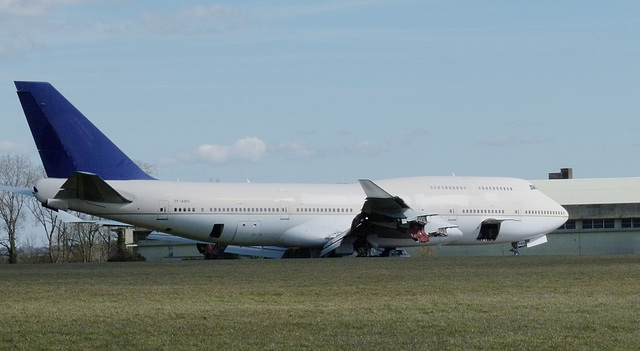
(67, 221), (97, 262)
(63, 213), (115, 262)
(0, 154), (37, 263)
(56, 222), (72, 263)
(25, 165), (63, 263)
(29, 200), (65, 263)
(17, 232), (49, 263)
(135, 160), (157, 177)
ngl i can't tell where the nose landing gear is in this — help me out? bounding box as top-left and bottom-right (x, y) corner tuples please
(509, 241), (520, 256)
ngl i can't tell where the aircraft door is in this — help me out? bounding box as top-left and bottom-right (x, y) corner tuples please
(280, 201), (290, 220)
(157, 200), (169, 220)
(477, 219), (501, 241)
(513, 203), (522, 221)
(448, 206), (457, 221)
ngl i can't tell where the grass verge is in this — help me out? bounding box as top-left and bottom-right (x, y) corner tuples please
(1, 256), (639, 350)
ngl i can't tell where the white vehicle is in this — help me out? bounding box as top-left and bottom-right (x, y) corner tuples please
(10, 81), (568, 258)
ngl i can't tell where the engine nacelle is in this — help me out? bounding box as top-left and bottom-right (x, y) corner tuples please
(44, 198), (69, 211)
(425, 216), (459, 237)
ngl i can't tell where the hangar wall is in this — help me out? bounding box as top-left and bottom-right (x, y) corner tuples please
(434, 231), (640, 256)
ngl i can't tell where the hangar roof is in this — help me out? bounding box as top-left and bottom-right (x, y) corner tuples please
(531, 178), (640, 205)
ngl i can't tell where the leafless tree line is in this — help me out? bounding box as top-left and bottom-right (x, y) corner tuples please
(0, 154), (121, 264)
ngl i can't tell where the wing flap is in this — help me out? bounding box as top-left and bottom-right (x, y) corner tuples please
(527, 234), (548, 248)
(320, 229), (350, 257)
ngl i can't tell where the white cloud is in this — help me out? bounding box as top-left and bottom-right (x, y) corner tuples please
(271, 141), (316, 158)
(232, 137), (267, 161)
(0, 40), (15, 58)
(0, 2), (249, 59)
(197, 144), (229, 163)
(197, 137), (266, 164)
(0, 0), (97, 58)
(139, 4), (248, 36)
(139, 11), (183, 36)
(482, 135), (521, 146)
(0, 140), (32, 153)
(481, 135), (552, 146)
(180, 4), (245, 22)
(352, 140), (382, 155)
(259, 1), (386, 20)
(0, 0), (88, 18)
(513, 119), (543, 128)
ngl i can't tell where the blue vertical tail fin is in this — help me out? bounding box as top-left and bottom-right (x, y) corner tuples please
(15, 81), (154, 180)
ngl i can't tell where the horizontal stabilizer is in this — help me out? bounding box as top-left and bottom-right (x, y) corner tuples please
(54, 210), (133, 227)
(55, 172), (131, 204)
(0, 185), (34, 197)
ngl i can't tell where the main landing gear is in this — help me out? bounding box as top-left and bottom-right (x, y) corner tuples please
(509, 242), (520, 256)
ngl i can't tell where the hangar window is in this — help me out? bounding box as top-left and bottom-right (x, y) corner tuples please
(558, 220), (576, 230)
(622, 218), (640, 228)
(583, 219), (614, 230)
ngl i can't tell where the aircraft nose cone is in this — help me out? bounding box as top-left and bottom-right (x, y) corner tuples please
(560, 206), (569, 223)
(550, 204), (569, 231)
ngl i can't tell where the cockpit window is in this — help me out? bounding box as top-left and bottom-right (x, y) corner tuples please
(530, 185), (537, 190)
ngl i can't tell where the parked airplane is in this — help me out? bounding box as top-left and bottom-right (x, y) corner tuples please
(8, 81), (568, 258)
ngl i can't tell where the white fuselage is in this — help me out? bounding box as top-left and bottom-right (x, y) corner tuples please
(34, 176), (568, 249)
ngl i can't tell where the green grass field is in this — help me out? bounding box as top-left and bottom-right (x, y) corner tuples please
(1, 256), (639, 350)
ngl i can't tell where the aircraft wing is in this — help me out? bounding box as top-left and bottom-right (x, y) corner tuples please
(358, 179), (434, 223)
(146, 233), (288, 259)
(321, 180), (457, 256)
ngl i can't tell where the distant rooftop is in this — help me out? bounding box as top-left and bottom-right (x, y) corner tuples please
(532, 168), (640, 205)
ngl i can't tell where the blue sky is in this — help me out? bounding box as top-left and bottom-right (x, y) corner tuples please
(1, 1), (639, 183)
